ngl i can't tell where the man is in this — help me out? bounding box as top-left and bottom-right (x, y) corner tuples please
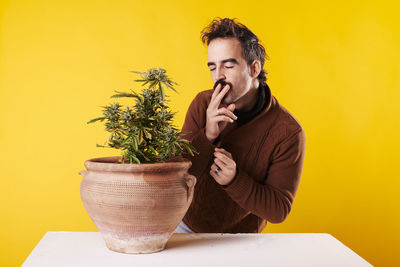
(174, 17), (306, 233)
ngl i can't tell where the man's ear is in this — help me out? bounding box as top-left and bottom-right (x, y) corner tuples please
(250, 60), (261, 78)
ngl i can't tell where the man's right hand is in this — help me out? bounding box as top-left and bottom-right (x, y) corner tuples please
(205, 83), (237, 143)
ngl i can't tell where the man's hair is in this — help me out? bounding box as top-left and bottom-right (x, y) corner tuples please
(201, 17), (269, 86)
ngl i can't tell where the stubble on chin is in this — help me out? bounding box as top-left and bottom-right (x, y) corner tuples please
(221, 94), (234, 106)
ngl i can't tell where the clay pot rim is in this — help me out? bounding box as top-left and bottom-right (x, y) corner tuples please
(84, 156), (192, 172)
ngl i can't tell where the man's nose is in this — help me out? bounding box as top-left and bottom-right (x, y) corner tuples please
(215, 67), (226, 81)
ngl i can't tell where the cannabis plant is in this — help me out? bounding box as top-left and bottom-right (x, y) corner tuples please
(87, 67), (196, 164)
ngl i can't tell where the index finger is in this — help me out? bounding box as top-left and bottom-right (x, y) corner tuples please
(211, 82), (222, 102)
(215, 147), (233, 159)
(210, 84), (230, 109)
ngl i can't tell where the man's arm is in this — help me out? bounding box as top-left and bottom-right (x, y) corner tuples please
(181, 84), (236, 177)
(180, 92), (216, 177)
(222, 129), (306, 223)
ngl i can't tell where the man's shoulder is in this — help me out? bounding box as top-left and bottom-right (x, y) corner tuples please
(194, 89), (213, 101)
(189, 89), (213, 109)
(269, 96), (305, 140)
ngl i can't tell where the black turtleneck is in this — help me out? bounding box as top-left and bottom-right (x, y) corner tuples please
(233, 83), (271, 127)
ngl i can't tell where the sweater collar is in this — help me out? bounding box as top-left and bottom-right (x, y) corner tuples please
(233, 83), (272, 126)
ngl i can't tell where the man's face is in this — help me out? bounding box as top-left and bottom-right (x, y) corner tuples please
(207, 37), (253, 106)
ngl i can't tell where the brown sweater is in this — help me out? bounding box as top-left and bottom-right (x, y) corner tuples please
(181, 84), (306, 233)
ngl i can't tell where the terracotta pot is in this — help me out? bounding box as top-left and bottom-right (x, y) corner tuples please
(79, 156), (196, 254)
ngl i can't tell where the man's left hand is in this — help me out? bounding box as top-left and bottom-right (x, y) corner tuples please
(210, 147), (237, 186)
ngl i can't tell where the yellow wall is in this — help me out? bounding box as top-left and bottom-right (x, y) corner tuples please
(1, 0), (399, 266)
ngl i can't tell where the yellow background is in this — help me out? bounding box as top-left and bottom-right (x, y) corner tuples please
(1, 0), (399, 266)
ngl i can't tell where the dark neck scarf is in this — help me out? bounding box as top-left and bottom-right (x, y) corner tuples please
(233, 83), (271, 126)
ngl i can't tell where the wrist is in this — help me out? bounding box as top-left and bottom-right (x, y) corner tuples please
(205, 132), (216, 143)
(222, 167), (239, 188)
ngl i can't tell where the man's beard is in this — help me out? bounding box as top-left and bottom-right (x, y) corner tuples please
(213, 79), (234, 104)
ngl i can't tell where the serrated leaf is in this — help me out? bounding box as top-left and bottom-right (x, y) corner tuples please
(111, 90), (138, 98)
(129, 70), (146, 75)
(163, 81), (178, 93)
(149, 80), (157, 89)
(132, 156), (141, 164)
(166, 80), (178, 86)
(133, 136), (138, 150)
(138, 129), (143, 144)
(182, 142), (194, 156)
(87, 117), (105, 124)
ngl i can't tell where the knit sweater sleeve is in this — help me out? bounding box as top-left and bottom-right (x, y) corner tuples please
(180, 92), (215, 177)
(223, 128), (306, 223)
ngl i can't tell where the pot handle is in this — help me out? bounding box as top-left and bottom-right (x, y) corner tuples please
(79, 170), (88, 176)
(184, 174), (197, 202)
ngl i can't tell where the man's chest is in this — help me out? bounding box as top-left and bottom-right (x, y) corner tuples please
(212, 120), (277, 184)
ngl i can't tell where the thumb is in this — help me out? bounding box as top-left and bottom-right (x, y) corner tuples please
(227, 103), (236, 112)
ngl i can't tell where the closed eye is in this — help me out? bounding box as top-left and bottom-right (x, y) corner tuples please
(209, 66), (233, 71)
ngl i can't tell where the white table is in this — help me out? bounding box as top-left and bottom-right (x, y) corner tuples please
(22, 232), (372, 267)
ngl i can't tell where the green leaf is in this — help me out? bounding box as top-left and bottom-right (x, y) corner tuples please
(148, 80), (157, 89)
(132, 156), (141, 164)
(162, 81), (178, 93)
(133, 136), (138, 150)
(87, 117), (105, 124)
(111, 90), (138, 98)
(182, 142), (194, 156)
(158, 83), (165, 100)
(129, 70), (146, 75)
(160, 86), (165, 99)
(138, 129), (143, 144)
(166, 80), (178, 86)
